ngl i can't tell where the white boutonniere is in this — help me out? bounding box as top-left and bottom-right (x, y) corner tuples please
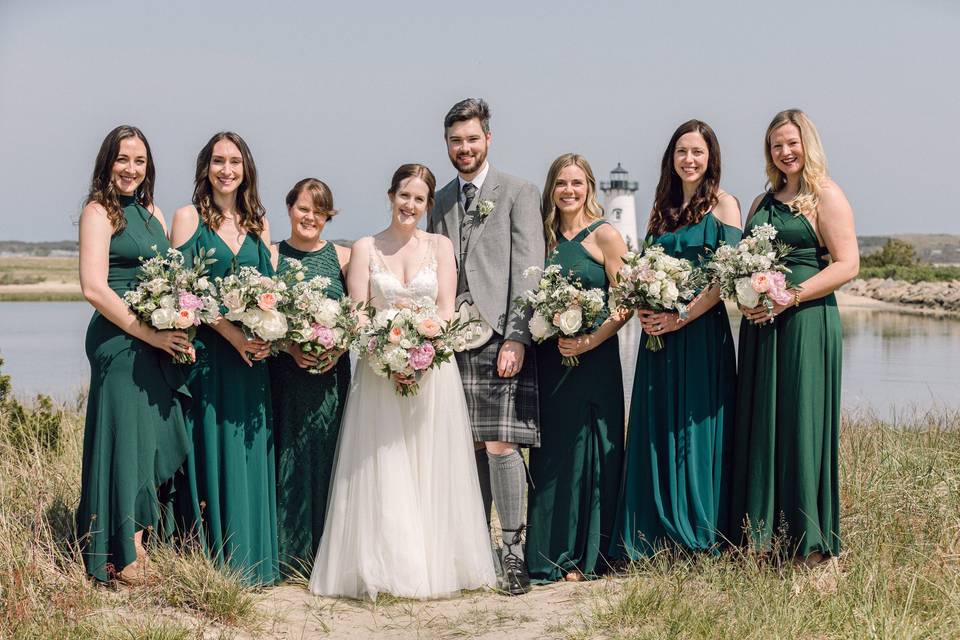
(476, 199), (495, 219)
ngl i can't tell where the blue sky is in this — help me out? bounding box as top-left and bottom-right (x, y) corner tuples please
(1, 0), (957, 242)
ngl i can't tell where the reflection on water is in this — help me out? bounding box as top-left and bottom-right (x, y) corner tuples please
(1, 301), (958, 422)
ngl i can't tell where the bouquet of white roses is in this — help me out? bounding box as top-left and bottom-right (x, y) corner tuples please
(124, 246), (221, 363)
(362, 302), (472, 397)
(514, 263), (607, 366)
(609, 244), (699, 352)
(216, 263), (303, 344)
(704, 223), (793, 318)
(280, 270), (366, 375)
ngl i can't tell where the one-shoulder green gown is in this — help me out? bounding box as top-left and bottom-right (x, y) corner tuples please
(526, 220), (625, 582)
(611, 213), (740, 558)
(176, 222), (279, 585)
(77, 195), (190, 582)
(269, 241), (350, 577)
(728, 193), (842, 557)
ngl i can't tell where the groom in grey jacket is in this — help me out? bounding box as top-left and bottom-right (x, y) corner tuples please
(427, 98), (545, 595)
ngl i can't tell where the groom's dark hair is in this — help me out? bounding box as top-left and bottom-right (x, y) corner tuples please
(444, 98), (491, 134)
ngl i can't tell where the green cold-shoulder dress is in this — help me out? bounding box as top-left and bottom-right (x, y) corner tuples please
(611, 213), (740, 558)
(77, 195), (190, 582)
(175, 222), (279, 586)
(727, 193), (842, 557)
(269, 241), (351, 577)
(526, 220), (625, 582)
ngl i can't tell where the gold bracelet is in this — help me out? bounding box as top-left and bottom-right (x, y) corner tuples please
(793, 288), (802, 307)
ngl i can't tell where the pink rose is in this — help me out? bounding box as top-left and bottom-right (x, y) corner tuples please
(257, 292), (277, 310)
(750, 272), (772, 293)
(769, 286), (794, 306)
(311, 324), (335, 349)
(174, 308), (196, 329)
(417, 317), (441, 338)
(366, 337), (378, 354)
(639, 268), (657, 283)
(770, 272), (788, 290)
(388, 325), (403, 344)
(178, 291), (203, 311)
(552, 312), (562, 326)
(260, 276), (274, 288)
(408, 342), (436, 371)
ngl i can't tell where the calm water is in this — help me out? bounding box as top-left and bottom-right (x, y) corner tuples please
(1, 301), (958, 420)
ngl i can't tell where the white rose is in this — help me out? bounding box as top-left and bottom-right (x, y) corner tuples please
(222, 290), (244, 315)
(648, 281), (662, 298)
(146, 278), (168, 294)
(331, 327), (345, 347)
(529, 311), (552, 341)
(735, 277), (761, 308)
(150, 307), (176, 330)
(159, 295), (176, 310)
(256, 309), (288, 341)
(557, 307), (583, 335)
(242, 309), (264, 331)
(375, 308), (399, 328)
(399, 338), (413, 349)
(315, 298), (341, 327)
(664, 281), (679, 302)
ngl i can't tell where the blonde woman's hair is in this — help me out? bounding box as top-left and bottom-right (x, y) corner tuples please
(764, 109), (828, 218)
(542, 153), (604, 253)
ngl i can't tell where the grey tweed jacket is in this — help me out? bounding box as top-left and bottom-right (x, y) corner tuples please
(427, 166), (545, 345)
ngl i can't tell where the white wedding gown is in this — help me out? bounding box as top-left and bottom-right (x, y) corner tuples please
(308, 240), (496, 600)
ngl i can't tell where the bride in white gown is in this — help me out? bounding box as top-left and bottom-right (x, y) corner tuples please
(309, 164), (496, 600)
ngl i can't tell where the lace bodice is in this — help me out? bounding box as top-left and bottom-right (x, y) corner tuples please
(369, 238), (438, 310)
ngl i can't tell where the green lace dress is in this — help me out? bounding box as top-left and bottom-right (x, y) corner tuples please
(611, 213), (740, 558)
(269, 241), (351, 577)
(175, 222), (279, 585)
(526, 220), (625, 582)
(727, 193), (842, 557)
(77, 195), (190, 581)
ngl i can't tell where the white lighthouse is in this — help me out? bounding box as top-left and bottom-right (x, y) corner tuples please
(600, 163), (642, 415)
(599, 163), (640, 251)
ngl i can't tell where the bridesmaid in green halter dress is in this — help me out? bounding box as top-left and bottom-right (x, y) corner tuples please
(171, 132), (279, 586)
(526, 154), (629, 582)
(611, 120), (742, 559)
(729, 110), (859, 564)
(269, 179), (351, 578)
(77, 126), (194, 583)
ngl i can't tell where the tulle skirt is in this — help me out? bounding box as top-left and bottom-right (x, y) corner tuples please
(308, 356), (497, 600)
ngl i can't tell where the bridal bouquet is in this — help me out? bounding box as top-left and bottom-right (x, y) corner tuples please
(124, 246), (221, 363)
(280, 269), (366, 374)
(363, 303), (472, 397)
(705, 223), (793, 319)
(216, 264), (302, 344)
(514, 263), (607, 366)
(609, 245), (699, 352)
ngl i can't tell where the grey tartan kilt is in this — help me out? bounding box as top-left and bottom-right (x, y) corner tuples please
(454, 334), (540, 447)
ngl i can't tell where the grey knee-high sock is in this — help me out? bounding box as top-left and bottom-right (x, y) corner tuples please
(475, 448), (493, 527)
(488, 450), (527, 559)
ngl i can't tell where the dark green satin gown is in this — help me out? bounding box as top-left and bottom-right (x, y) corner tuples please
(269, 241), (350, 577)
(175, 222), (279, 586)
(611, 213), (740, 559)
(76, 195), (190, 581)
(728, 193), (842, 557)
(526, 220), (625, 582)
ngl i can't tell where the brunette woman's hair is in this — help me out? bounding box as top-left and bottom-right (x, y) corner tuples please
(192, 131), (265, 235)
(387, 164), (436, 210)
(647, 119), (721, 236)
(85, 125), (155, 233)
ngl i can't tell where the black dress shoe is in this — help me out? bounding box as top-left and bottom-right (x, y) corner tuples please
(501, 549), (531, 595)
(500, 527), (531, 595)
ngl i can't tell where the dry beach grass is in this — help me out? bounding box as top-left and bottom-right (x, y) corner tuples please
(1, 361), (960, 639)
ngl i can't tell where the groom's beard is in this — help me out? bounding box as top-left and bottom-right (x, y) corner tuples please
(450, 146), (488, 175)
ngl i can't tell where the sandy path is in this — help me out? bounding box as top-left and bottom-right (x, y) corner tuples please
(246, 580), (609, 639)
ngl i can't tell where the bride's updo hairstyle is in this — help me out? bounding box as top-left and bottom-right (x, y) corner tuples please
(388, 164), (436, 211)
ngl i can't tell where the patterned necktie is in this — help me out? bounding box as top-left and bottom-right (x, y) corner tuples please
(462, 182), (477, 212)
